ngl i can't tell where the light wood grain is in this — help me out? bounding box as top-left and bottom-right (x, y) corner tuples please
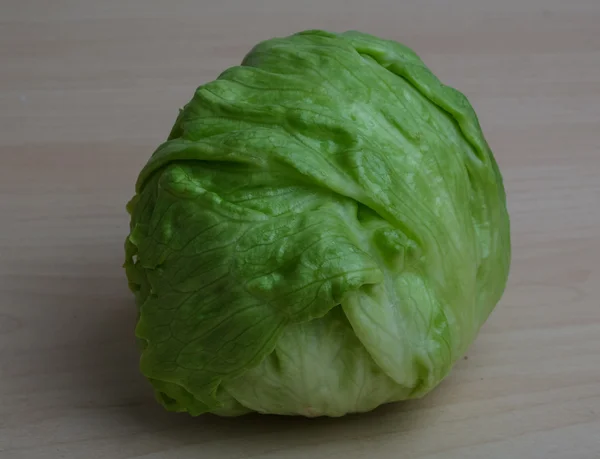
(1, 0), (599, 458)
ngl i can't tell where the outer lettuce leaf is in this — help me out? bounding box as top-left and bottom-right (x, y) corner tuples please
(125, 30), (510, 416)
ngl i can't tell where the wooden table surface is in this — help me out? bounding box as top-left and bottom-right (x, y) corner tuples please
(1, 0), (599, 458)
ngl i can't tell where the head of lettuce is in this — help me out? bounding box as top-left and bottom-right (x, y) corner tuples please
(124, 30), (510, 417)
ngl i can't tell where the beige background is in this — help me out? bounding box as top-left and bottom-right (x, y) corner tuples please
(1, 0), (599, 458)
